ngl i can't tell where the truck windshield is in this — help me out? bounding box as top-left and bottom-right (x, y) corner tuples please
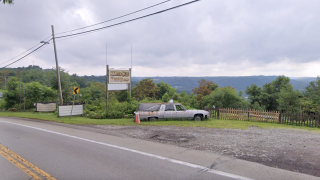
(175, 105), (186, 111)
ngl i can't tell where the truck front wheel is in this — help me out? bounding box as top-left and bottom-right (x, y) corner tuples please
(194, 115), (202, 121)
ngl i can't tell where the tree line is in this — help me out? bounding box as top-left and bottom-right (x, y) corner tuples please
(1, 66), (320, 119)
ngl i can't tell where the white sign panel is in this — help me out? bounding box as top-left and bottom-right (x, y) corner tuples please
(58, 105), (83, 117)
(108, 84), (128, 91)
(36, 103), (56, 112)
(109, 69), (130, 84)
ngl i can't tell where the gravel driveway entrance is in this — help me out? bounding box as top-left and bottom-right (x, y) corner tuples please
(93, 125), (320, 177)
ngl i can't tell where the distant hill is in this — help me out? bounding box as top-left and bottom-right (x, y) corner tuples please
(2, 66), (315, 93)
(81, 76), (316, 94)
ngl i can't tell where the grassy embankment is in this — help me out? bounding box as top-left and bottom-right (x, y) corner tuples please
(0, 111), (319, 132)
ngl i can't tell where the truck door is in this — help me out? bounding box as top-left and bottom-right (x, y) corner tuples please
(175, 104), (189, 119)
(164, 104), (176, 119)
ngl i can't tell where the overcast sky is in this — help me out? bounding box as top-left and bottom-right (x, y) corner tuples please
(1, 0), (320, 77)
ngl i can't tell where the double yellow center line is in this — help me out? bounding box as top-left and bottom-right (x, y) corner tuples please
(0, 144), (57, 180)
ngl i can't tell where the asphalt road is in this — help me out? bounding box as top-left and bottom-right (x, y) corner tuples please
(0, 117), (318, 180)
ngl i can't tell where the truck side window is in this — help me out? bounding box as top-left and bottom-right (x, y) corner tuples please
(176, 105), (185, 111)
(165, 104), (175, 111)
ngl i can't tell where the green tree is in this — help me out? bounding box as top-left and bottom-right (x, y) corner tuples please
(245, 84), (262, 107)
(2, 0), (13, 4)
(18, 68), (51, 86)
(277, 84), (301, 112)
(189, 95), (197, 108)
(177, 92), (192, 106)
(157, 81), (176, 99)
(251, 102), (266, 111)
(25, 82), (57, 108)
(192, 79), (218, 108)
(303, 77), (320, 112)
(87, 82), (106, 101)
(133, 78), (160, 101)
(3, 77), (19, 108)
(260, 83), (277, 111)
(272, 75), (291, 92)
(246, 76), (292, 111)
(202, 87), (249, 109)
(161, 93), (170, 102)
(70, 73), (89, 88)
(192, 79), (218, 96)
(49, 68), (74, 103)
(116, 90), (130, 102)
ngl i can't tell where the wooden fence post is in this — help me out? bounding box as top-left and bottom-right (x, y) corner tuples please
(279, 111), (282, 123)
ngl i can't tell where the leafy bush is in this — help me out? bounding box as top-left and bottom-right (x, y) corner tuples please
(0, 99), (6, 109)
(25, 82), (57, 109)
(201, 87), (249, 109)
(106, 110), (124, 119)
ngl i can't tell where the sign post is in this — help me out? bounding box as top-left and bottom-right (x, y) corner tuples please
(70, 87), (80, 119)
(106, 68), (132, 118)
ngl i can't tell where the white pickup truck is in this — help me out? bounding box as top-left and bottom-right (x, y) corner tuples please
(134, 102), (210, 121)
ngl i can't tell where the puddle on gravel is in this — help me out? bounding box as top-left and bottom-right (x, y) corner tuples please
(149, 133), (195, 143)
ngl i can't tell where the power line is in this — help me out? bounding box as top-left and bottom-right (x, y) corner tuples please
(55, 0), (171, 35)
(0, 1), (172, 67)
(55, 32), (92, 43)
(56, 0), (201, 39)
(0, 35), (52, 66)
(0, 0), (200, 68)
(0, 40), (51, 69)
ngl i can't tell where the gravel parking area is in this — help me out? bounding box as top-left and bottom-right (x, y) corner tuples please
(93, 125), (320, 177)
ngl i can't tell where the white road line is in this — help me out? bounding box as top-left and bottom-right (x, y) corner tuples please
(0, 120), (254, 180)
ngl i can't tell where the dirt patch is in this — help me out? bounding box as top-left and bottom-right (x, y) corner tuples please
(92, 125), (320, 177)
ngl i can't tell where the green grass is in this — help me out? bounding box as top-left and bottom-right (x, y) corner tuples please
(0, 112), (133, 125)
(0, 111), (320, 133)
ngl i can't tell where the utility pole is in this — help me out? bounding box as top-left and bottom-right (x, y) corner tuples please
(106, 65), (109, 115)
(23, 84), (25, 110)
(130, 46), (132, 97)
(51, 25), (63, 105)
(106, 44), (109, 116)
(129, 68), (132, 97)
(19, 84), (21, 110)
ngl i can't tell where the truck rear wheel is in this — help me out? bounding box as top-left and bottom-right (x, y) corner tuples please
(148, 117), (157, 121)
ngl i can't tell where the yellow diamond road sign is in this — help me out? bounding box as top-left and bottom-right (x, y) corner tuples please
(73, 87), (80, 95)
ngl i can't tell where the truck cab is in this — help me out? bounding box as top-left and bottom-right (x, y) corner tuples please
(135, 102), (210, 121)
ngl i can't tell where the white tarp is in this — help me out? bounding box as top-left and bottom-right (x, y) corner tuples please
(58, 105), (83, 117)
(108, 83), (128, 91)
(36, 103), (56, 112)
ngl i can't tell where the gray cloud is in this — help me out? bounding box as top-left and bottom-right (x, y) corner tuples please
(1, 0), (320, 77)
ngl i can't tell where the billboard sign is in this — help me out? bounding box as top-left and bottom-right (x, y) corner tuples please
(36, 102), (56, 112)
(109, 70), (130, 84)
(58, 104), (83, 117)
